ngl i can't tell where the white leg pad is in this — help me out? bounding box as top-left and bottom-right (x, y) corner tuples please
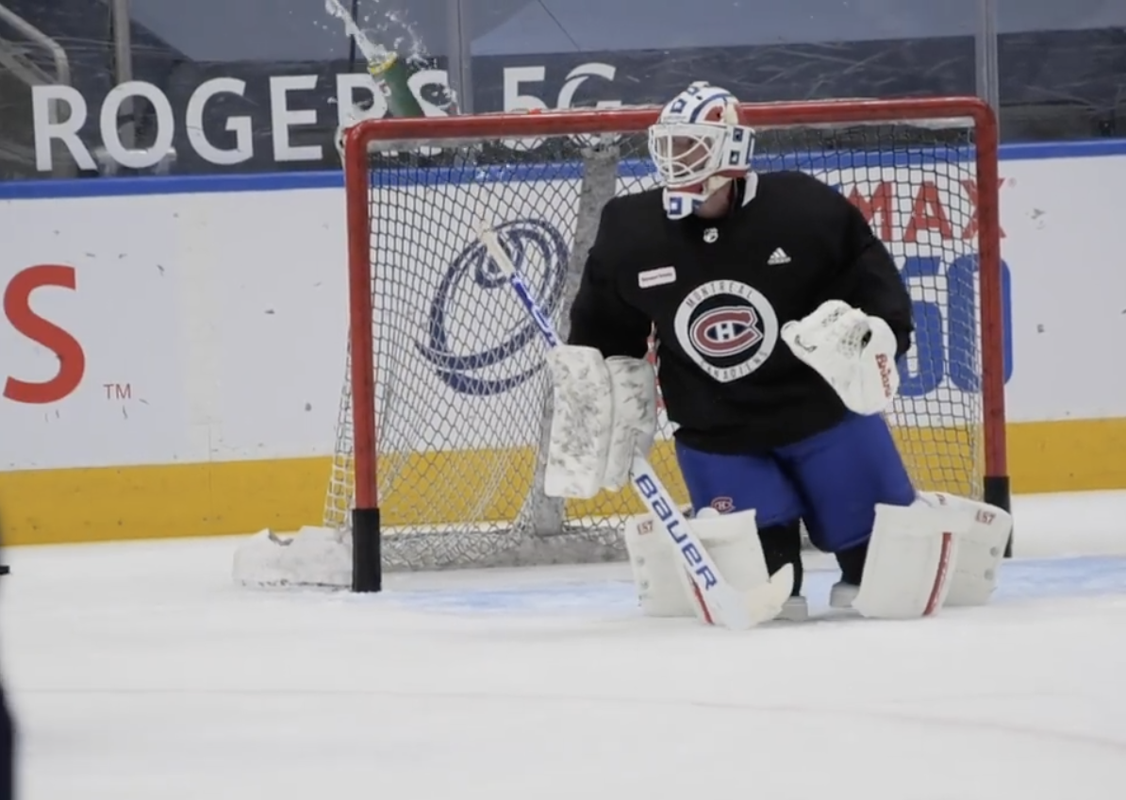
(852, 500), (968, 620)
(624, 507), (771, 623)
(920, 491), (1013, 607)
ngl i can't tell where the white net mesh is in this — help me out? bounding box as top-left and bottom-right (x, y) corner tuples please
(325, 114), (991, 572)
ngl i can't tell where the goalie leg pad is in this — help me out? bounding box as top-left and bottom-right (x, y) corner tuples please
(625, 507), (771, 623)
(842, 493), (1012, 619)
(918, 491), (1013, 607)
(851, 499), (969, 619)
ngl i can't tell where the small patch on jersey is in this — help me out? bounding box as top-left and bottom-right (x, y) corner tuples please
(673, 280), (779, 383)
(710, 496), (735, 514)
(767, 247), (791, 265)
(703, 228), (719, 243)
(638, 266), (677, 288)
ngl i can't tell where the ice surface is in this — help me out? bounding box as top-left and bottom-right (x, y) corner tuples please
(3, 491), (1126, 799)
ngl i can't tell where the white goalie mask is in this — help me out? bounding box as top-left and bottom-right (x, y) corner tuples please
(647, 82), (757, 219)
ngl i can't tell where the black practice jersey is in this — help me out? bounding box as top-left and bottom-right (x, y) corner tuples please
(567, 171), (913, 454)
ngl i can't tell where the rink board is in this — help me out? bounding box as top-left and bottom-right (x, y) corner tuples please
(1, 139), (1126, 544)
(1, 417), (1123, 545)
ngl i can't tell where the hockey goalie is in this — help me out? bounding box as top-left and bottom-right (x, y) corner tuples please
(544, 80), (1013, 624)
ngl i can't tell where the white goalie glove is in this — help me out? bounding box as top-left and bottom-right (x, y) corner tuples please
(781, 299), (900, 415)
(543, 345), (658, 499)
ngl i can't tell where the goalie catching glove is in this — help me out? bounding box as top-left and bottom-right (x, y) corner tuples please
(543, 345), (657, 499)
(781, 299), (900, 416)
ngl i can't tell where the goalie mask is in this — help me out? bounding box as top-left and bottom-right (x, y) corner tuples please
(647, 82), (757, 219)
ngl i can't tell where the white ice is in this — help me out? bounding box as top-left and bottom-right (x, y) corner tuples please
(3, 491), (1126, 800)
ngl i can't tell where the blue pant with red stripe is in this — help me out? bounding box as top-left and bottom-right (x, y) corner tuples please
(675, 412), (915, 553)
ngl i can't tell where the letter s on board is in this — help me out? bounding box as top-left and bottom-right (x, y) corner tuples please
(4, 265), (85, 404)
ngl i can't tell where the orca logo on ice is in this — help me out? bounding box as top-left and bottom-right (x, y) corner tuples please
(417, 218), (570, 395)
(673, 280), (778, 383)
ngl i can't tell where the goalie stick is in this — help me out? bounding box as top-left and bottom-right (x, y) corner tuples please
(474, 220), (793, 630)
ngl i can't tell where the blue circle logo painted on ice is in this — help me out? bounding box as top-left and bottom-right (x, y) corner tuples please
(673, 280), (778, 383)
(416, 218), (570, 395)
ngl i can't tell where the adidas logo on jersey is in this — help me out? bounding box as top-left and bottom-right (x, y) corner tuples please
(767, 247), (791, 265)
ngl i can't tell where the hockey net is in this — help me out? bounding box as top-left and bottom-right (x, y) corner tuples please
(325, 97), (1007, 578)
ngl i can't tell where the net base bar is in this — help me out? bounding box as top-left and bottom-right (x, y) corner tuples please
(352, 507), (381, 591)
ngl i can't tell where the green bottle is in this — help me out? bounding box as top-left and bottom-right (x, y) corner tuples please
(367, 50), (424, 119)
(325, 0), (425, 119)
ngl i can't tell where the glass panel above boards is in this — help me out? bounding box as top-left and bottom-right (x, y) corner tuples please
(1, 0), (1122, 179)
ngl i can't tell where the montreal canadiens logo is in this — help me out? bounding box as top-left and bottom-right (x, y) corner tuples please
(673, 280), (778, 383)
(690, 306), (763, 357)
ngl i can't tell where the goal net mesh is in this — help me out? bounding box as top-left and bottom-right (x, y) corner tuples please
(326, 116), (987, 571)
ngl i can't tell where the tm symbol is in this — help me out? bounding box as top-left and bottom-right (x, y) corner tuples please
(102, 382), (132, 401)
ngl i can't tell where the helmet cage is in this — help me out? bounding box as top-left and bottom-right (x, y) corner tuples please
(647, 121), (756, 189)
(648, 119), (756, 219)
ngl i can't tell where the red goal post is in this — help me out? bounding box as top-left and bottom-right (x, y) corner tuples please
(337, 96), (1009, 592)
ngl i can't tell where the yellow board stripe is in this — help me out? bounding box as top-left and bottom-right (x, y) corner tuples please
(1, 418), (1123, 546)
(0, 458), (329, 545)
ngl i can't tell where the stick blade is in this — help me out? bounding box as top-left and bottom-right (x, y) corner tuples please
(748, 563), (796, 626)
(708, 563), (795, 631)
